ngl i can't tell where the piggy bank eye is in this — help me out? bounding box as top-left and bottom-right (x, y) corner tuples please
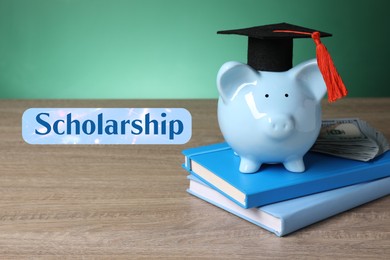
(265, 94), (269, 98)
(285, 93), (289, 97)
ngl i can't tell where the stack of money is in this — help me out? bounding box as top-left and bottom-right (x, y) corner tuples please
(311, 118), (390, 161)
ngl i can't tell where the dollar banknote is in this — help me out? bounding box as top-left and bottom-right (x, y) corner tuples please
(311, 118), (390, 161)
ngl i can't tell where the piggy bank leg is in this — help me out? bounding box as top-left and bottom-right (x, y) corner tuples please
(283, 158), (305, 173)
(239, 157), (262, 173)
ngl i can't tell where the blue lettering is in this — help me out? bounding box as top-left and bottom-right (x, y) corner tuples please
(82, 120), (95, 135)
(121, 120), (130, 134)
(169, 120), (183, 140)
(67, 113), (80, 134)
(25, 108), (190, 144)
(98, 113), (103, 134)
(35, 113), (51, 135)
(145, 113), (158, 135)
(161, 113), (167, 135)
(105, 120), (118, 135)
(53, 120), (65, 135)
(131, 119), (143, 135)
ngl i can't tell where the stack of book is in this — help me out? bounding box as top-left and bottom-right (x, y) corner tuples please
(182, 142), (390, 237)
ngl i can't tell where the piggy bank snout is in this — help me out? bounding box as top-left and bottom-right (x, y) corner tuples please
(262, 114), (294, 139)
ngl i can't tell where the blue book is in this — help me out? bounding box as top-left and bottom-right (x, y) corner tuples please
(182, 142), (390, 208)
(187, 175), (390, 237)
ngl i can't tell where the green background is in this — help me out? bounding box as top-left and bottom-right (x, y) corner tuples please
(0, 0), (389, 99)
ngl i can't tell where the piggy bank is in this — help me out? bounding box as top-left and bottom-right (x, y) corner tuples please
(217, 59), (327, 173)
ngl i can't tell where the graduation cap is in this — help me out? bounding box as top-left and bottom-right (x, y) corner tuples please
(217, 23), (347, 102)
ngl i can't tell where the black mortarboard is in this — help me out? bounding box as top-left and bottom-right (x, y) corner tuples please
(217, 22), (332, 72)
(217, 22), (347, 102)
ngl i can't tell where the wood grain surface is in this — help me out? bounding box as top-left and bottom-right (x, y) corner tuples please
(0, 99), (389, 259)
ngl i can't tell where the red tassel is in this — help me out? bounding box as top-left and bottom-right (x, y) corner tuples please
(311, 32), (348, 102)
(273, 29), (348, 102)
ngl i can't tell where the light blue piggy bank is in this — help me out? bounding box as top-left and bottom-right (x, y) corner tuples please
(217, 59), (327, 173)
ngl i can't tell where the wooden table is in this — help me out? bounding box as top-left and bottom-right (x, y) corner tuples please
(0, 99), (389, 259)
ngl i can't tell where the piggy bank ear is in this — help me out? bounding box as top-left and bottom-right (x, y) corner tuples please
(217, 61), (258, 104)
(290, 59), (327, 102)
